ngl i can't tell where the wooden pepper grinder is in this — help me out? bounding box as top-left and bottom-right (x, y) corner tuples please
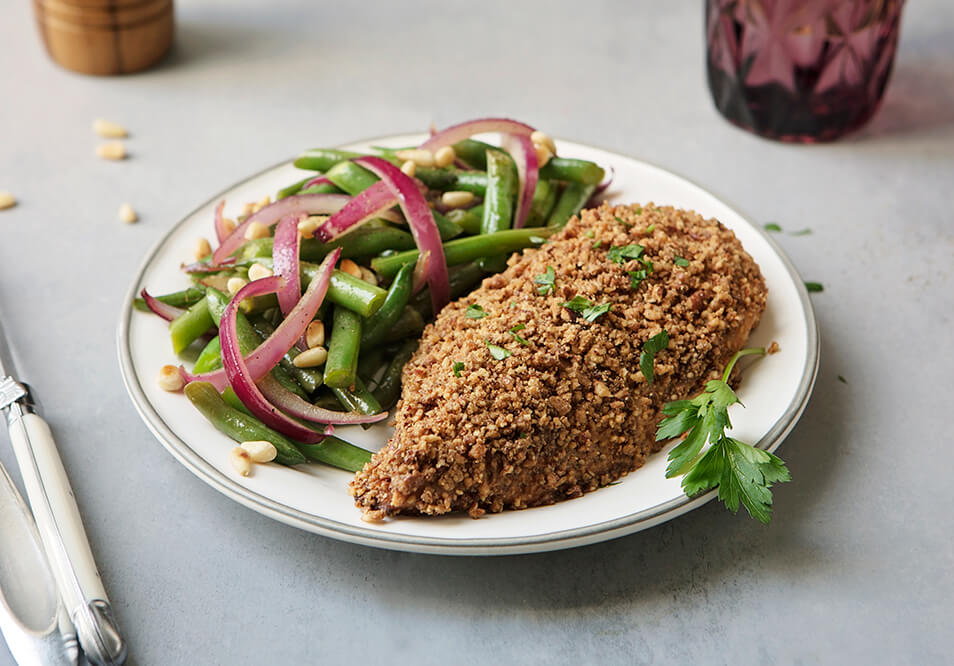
(34, 0), (174, 75)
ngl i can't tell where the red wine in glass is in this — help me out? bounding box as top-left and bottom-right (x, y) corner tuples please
(706, 0), (905, 142)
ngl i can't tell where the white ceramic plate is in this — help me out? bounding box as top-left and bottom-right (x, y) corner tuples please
(118, 134), (818, 555)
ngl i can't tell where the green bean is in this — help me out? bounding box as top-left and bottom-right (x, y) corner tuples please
(276, 177), (312, 200)
(371, 227), (553, 278)
(526, 179), (558, 227)
(452, 139), (496, 170)
(133, 287), (207, 312)
(414, 168), (488, 196)
(184, 382), (307, 465)
(409, 262), (488, 319)
(446, 205), (483, 236)
(329, 377), (383, 429)
(325, 160), (378, 195)
(372, 340), (417, 410)
(193, 336), (223, 373)
(293, 437), (372, 473)
(324, 305), (362, 388)
(169, 298), (214, 355)
(240, 226), (417, 263)
(386, 307), (426, 341)
(361, 263), (414, 350)
(294, 148), (363, 172)
(299, 182), (342, 195)
(432, 211), (463, 241)
(539, 157), (605, 185)
(205, 288), (309, 399)
(249, 316), (322, 394)
(475, 254), (509, 273)
(481, 150), (517, 235)
(546, 182), (597, 229)
(356, 346), (386, 384)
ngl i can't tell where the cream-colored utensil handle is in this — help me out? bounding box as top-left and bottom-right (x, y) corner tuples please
(7, 409), (126, 665)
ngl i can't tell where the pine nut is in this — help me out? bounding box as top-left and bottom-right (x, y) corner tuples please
(434, 146), (456, 168)
(531, 130), (557, 155)
(534, 143), (553, 168)
(229, 447), (252, 477)
(359, 267), (378, 286)
(0, 192), (17, 210)
(255, 195), (271, 212)
(222, 217), (237, 235)
(242, 202), (256, 216)
(440, 190), (475, 208)
(240, 440), (277, 463)
(394, 149), (435, 168)
(339, 258), (362, 278)
(297, 215), (326, 237)
(248, 263), (273, 281)
(244, 221), (270, 240)
(194, 237), (212, 260)
(227, 277), (248, 295)
(305, 321), (325, 349)
(157, 365), (185, 392)
(400, 160), (416, 178)
(93, 118), (128, 138)
(118, 203), (137, 223)
(95, 141), (126, 160)
(293, 346), (328, 368)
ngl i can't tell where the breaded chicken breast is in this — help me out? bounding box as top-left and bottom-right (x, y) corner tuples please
(350, 203), (767, 520)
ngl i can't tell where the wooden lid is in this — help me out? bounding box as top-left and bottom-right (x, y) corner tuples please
(34, 0), (173, 75)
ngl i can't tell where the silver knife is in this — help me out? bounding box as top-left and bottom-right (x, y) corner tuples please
(0, 318), (127, 665)
(0, 457), (79, 666)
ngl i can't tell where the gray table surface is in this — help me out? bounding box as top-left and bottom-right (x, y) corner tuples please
(2, 1), (952, 664)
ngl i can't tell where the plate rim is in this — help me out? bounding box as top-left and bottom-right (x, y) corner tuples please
(117, 134), (820, 556)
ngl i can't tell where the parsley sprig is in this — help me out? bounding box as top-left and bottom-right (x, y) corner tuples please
(561, 295), (612, 322)
(655, 348), (790, 523)
(534, 266), (556, 295)
(640, 330), (669, 384)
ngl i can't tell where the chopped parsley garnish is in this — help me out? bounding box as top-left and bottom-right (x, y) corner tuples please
(838, 374), (847, 384)
(534, 266), (556, 295)
(804, 282), (824, 292)
(606, 244), (645, 264)
(584, 230), (595, 238)
(485, 341), (511, 360)
(465, 304), (488, 319)
(592, 240), (603, 249)
(628, 263), (653, 289)
(614, 215), (632, 228)
(639, 330), (669, 384)
(644, 224), (655, 233)
(790, 228), (812, 236)
(674, 256), (690, 267)
(452, 362), (464, 377)
(562, 296), (612, 322)
(656, 348), (789, 523)
(763, 222), (782, 232)
(634, 207), (643, 215)
(509, 324), (530, 346)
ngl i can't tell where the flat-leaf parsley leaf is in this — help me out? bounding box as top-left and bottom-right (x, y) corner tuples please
(534, 266), (556, 295)
(639, 330), (669, 384)
(509, 324), (530, 346)
(655, 348), (790, 523)
(466, 304), (488, 319)
(561, 296), (612, 323)
(606, 244), (645, 264)
(452, 362), (464, 377)
(674, 256), (690, 267)
(485, 341), (511, 360)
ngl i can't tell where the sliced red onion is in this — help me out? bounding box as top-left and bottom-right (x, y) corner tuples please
(353, 156), (450, 313)
(313, 181), (397, 242)
(501, 133), (538, 229)
(181, 248), (341, 391)
(212, 193), (352, 265)
(213, 200), (229, 244)
(587, 166), (615, 207)
(140, 289), (183, 322)
(218, 276), (328, 442)
(272, 213), (303, 317)
(181, 259), (234, 274)
(258, 374), (387, 426)
(302, 175), (333, 190)
(419, 117), (535, 152)
(411, 250), (431, 295)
